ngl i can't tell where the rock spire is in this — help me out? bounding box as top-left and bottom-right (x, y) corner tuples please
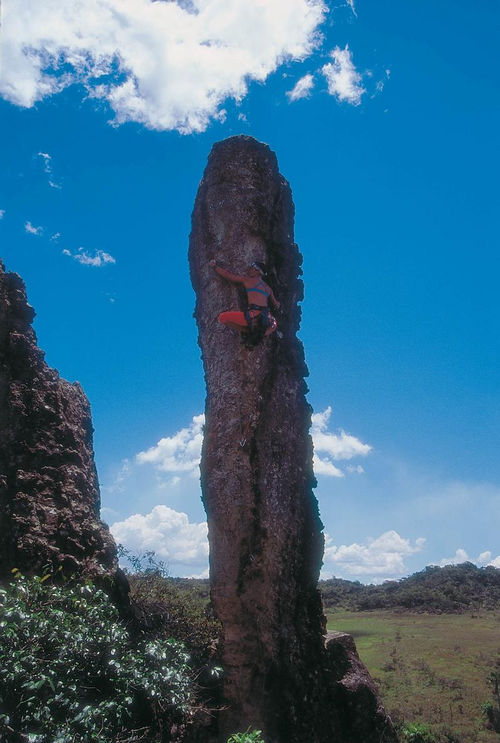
(189, 136), (396, 743)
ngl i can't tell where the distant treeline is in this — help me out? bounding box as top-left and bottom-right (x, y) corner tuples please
(319, 562), (500, 613)
(168, 563), (500, 614)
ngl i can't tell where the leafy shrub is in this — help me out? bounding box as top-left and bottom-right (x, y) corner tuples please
(118, 547), (221, 663)
(401, 722), (437, 743)
(0, 572), (193, 742)
(227, 729), (265, 743)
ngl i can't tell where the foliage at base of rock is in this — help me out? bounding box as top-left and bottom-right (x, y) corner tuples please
(400, 722), (438, 742)
(226, 729), (264, 743)
(119, 547), (221, 665)
(0, 575), (193, 742)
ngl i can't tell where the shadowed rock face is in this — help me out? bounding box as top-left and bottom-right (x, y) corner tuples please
(189, 136), (397, 743)
(0, 260), (122, 586)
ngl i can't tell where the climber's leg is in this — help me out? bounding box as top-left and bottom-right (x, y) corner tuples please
(218, 310), (249, 332)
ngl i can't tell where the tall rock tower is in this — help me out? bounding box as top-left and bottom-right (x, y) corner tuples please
(0, 260), (122, 588)
(189, 136), (396, 743)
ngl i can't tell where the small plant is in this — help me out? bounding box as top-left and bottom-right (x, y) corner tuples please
(227, 728), (265, 743)
(401, 721), (437, 743)
(0, 573), (194, 742)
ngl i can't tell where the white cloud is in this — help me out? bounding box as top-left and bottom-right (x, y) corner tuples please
(287, 73), (315, 101)
(0, 210), (5, 219)
(110, 504), (209, 575)
(346, 0), (357, 17)
(137, 414), (204, 475)
(478, 550), (492, 564)
(311, 406), (371, 478)
(1, 0), (326, 133)
(323, 530), (426, 580)
(63, 247), (116, 267)
(439, 548), (469, 566)
(25, 220), (43, 235)
(133, 408), (368, 482)
(313, 455), (344, 478)
(438, 548), (500, 568)
(321, 44), (365, 105)
(37, 151), (61, 189)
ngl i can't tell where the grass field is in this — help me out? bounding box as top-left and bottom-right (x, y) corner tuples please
(326, 610), (500, 742)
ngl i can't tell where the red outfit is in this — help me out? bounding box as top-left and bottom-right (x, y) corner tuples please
(218, 309), (277, 335)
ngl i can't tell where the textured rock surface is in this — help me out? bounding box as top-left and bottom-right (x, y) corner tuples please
(0, 260), (122, 587)
(325, 632), (397, 743)
(189, 136), (397, 743)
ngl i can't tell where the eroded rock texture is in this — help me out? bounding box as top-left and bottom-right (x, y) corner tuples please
(0, 260), (121, 587)
(189, 136), (397, 743)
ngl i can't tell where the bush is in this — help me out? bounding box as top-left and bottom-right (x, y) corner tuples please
(401, 722), (437, 743)
(227, 729), (265, 743)
(118, 547), (221, 663)
(0, 572), (193, 742)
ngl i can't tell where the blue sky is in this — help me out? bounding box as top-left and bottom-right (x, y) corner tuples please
(1, 0), (499, 582)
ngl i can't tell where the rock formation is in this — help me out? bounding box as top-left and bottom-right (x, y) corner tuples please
(0, 260), (123, 589)
(189, 136), (397, 743)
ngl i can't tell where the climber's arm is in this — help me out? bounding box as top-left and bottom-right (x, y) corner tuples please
(210, 260), (245, 284)
(269, 288), (280, 309)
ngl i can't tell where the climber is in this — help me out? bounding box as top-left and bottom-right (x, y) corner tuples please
(209, 259), (280, 344)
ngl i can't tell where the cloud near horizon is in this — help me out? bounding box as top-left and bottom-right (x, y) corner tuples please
(1, 0), (327, 133)
(322, 530), (426, 580)
(110, 504), (209, 577)
(438, 547), (500, 569)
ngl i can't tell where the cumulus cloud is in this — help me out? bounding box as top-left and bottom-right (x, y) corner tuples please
(63, 247), (116, 267)
(133, 408), (368, 482)
(0, 210), (5, 219)
(25, 220), (43, 235)
(1, 0), (326, 133)
(439, 548), (500, 568)
(37, 151), (61, 189)
(311, 406), (372, 478)
(287, 73), (315, 101)
(137, 414), (204, 475)
(110, 504), (209, 575)
(323, 530), (426, 580)
(322, 44), (365, 105)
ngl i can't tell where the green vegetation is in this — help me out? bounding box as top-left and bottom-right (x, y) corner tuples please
(327, 608), (500, 742)
(119, 547), (220, 665)
(227, 728), (264, 742)
(400, 722), (438, 742)
(320, 563), (500, 613)
(2, 556), (499, 742)
(0, 571), (194, 742)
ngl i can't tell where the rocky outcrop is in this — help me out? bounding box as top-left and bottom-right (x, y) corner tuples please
(189, 136), (397, 743)
(325, 632), (397, 742)
(0, 260), (123, 590)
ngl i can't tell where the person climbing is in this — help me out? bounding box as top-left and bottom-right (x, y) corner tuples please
(209, 258), (280, 345)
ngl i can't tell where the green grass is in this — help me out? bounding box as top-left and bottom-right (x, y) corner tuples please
(327, 609), (500, 742)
